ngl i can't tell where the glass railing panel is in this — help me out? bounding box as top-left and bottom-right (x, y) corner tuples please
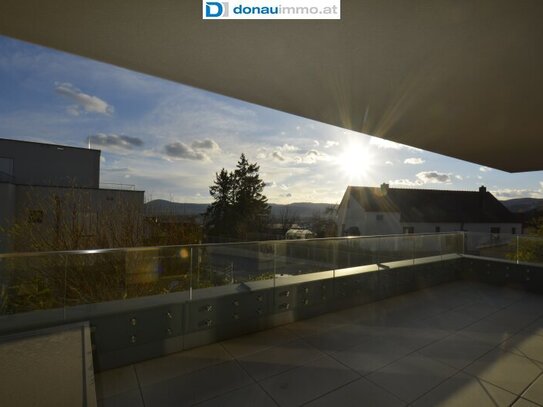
(464, 232), (517, 261)
(192, 242), (275, 293)
(334, 237), (381, 270)
(413, 234), (442, 264)
(441, 233), (463, 256)
(274, 239), (335, 283)
(517, 235), (543, 264)
(377, 235), (414, 264)
(0, 252), (67, 315)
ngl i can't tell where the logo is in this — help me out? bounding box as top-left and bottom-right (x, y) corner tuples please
(203, 0), (340, 20)
(205, 2), (229, 18)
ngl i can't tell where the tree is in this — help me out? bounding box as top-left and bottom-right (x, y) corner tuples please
(204, 154), (270, 241)
(277, 206), (299, 236)
(204, 168), (235, 239)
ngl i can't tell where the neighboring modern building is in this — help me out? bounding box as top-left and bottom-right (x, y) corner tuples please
(0, 138), (144, 252)
(337, 184), (522, 241)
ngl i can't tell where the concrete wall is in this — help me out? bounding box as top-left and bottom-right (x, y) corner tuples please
(0, 183), (16, 252)
(0, 139), (100, 188)
(5, 185), (144, 251)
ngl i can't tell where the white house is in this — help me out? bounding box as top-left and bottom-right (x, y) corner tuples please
(337, 184), (522, 244)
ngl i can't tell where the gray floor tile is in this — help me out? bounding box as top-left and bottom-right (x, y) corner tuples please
(374, 324), (449, 353)
(483, 309), (541, 334)
(193, 384), (277, 407)
(461, 319), (516, 346)
(366, 353), (457, 403)
(513, 398), (542, 407)
(304, 377), (405, 407)
(422, 310), (478, 331)
(283, 313), (349, 338)
(259, 354), (358, 407)
(134, 343), (232, 387)
(141, 360), (252, 407)
(97, 389), (144, 407)
(500, 334), (543, 363)
(95, 365), (139, 400)
(418, 332), (495, 370)
(523, 318), (543, 338)
(453, 302), (502, 321)
(238, 339), (324, 381)
(412, 371), (517, 407)
(522, 374), (543, 405)
(221, 327), (298, 358)
(464, 349), (543, 395)
(304, 324), (371, 353)
(331, 334), (413, 376)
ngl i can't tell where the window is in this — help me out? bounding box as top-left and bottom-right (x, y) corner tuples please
(490, 226), (500, 241)
(512, 227), (516, 235)
(403, 226), (414, 234)
(28, 210), (44, 224)
(0, 157), (14, 181)
(376, 214), (384, 221)
(435, 226), (441, 233)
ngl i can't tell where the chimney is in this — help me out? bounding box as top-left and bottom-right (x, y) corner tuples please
(479, 185), (487, 193)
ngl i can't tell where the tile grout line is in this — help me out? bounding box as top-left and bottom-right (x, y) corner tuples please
(509, 371), (543, 407)
(132, 364), (147, 407)
(219, 342), (282, 407)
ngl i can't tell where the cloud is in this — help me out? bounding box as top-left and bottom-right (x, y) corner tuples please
(389, 179), (421, 187)
(404, 158), (425, 165)
(191, 139), (220, 152)
(492, 188), (543, 199)
(280, 184), (289, 190)
(164, 142), (207, 161)
(280, 144), (298, 152)
(416, 171), (451, 184)
(55, 82), (114, 116)
(369, 136), (422, 151)
(479, 166), (492, 172)
(455, 175), (463, 180)
(272, 151), (286, 161)
(324, 140), (339, 148)
(298, 149), (326, 164)
(385, 161), (394, 166)
(103, 167), (130, 173)
(87, 133), (143, 150)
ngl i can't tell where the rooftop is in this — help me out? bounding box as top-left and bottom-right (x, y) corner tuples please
(344, 185), (517, 223)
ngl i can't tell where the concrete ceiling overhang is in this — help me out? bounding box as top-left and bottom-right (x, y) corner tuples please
(1, 0), (542, 172)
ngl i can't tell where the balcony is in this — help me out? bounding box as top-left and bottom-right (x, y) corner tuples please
(1, 232), (543, 406)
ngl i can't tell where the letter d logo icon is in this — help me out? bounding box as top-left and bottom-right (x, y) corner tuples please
(205, 2), (223, 18)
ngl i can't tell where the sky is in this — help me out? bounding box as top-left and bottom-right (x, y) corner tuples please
(1, 35), (542, 204)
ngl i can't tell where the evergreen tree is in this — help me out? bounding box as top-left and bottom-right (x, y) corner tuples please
(204, 168), (234, 239)
(232, 154), (270, 239)
(204, 154), (270, 241)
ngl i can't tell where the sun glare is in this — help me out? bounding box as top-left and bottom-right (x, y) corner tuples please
(337, 143), (374, 180)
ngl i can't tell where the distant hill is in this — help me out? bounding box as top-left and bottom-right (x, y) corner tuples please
(144, 200), (334, 219)
(501, 198), (543, 213)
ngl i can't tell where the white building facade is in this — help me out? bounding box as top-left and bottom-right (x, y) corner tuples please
(337, 184), (522, 248)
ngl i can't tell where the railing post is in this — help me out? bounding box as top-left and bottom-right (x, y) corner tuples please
(189, 247), (193, 301)
(516, 235), (519, 264)
(412, 235), (416, 266)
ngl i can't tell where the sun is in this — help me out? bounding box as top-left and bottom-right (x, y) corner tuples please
(337, 143), (374, 180)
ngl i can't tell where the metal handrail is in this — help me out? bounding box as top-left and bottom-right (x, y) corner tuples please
(0, 231), (462, 259)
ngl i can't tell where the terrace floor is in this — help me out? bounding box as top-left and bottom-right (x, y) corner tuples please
(95, 281), (543, 406)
